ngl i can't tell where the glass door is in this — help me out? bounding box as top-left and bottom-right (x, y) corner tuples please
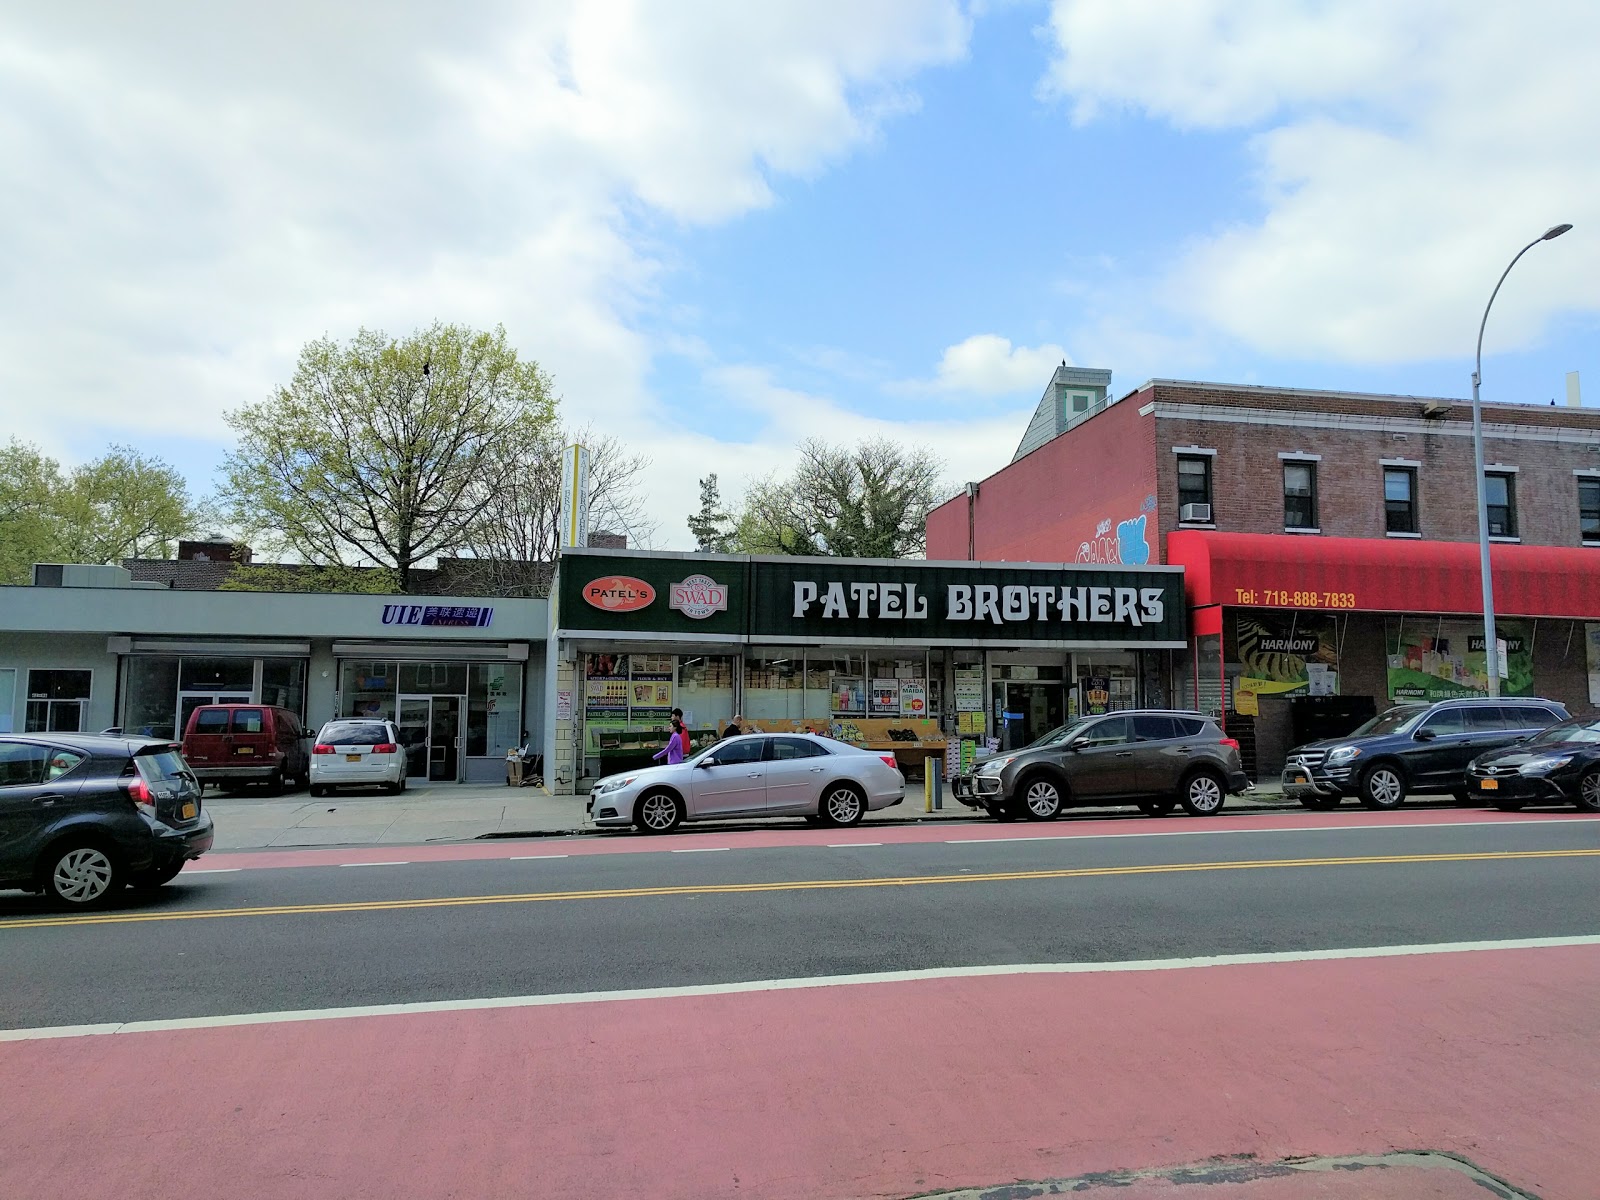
(177, 691), (251, 739)
(398, 696), (432, 779)
(429, 696), (463, 782)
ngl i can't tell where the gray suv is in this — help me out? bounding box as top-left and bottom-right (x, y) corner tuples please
(959, 710), (1250, 821)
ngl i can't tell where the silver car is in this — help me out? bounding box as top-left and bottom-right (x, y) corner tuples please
(587, 733), (905, 833)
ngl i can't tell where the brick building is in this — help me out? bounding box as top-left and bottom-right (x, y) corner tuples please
(927, 378), (1600, 777)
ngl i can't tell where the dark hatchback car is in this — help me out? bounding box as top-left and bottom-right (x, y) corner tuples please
(1467, 716), (1600, 812)
(0, 734), (215, 907)
(1282, 697), (1568, 810)
(959, 710), (1250, 820)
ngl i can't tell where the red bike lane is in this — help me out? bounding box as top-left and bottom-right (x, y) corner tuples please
(3, 942), (1596, 1200)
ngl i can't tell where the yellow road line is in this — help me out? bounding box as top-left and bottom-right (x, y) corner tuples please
(4, 847), (1597, 931)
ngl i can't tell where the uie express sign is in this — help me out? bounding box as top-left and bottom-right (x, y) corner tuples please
(560, 553), (1184, 645)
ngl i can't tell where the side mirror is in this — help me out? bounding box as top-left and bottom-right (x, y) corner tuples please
(696, 758), (715, 769)
(1413, 728), (1436, 742)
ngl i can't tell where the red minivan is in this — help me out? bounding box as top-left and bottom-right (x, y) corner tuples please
(181, 704), (310, 794)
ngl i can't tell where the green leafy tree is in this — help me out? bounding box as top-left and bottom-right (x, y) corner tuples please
(219, 323), (557, 593)
(734, 438), (945, 558)
(686, 473), (736, 552)
(0, 440), (203, 584)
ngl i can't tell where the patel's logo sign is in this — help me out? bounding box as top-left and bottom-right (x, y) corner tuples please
(583, 576), (656, 612)
(669, 574), (728, 620)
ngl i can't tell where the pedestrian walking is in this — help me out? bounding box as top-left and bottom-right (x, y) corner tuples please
(652, 715), (688, 766)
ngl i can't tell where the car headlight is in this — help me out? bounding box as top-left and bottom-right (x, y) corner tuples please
(977, 756), (1016, 775)
(1324, 746), (1361, 766)
(1518, 756), (1572, 776)
(594, 775), (637, 793)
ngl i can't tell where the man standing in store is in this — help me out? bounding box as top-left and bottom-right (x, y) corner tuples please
(722, 714), (745, 739)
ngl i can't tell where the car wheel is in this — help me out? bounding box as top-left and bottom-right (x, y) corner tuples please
(264, 768), (285, 797)
(1138, 798), (1176, 817)
(1019, 776), (1064, 821)
(309, 783), (326, 798)
(1179, 770), (1226, 816)
(635, 790), (684, 834)
(129, 860), (186, 890)
(383, 780), (402, 795)
(43, 843), (121, 909)
(398, 776), (408, 794)
(821, 784), (866, 828)
(1576, 769), (1600, 814)
(1358, 764), (1407, 810)
(1298, 793), (1340, 811)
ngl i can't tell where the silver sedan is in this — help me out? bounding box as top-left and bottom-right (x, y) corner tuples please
(586, 733), (905, 833)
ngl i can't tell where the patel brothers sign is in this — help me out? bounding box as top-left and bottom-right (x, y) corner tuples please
(560, 553), (1184, 645)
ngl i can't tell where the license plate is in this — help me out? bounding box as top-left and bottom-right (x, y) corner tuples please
(346, 754), (362, 762)
(1292, 775), (1307, 785)
(236, 746), (254, 755)
(1479, 778), (1498, 790)
(180, 802), (197, 819)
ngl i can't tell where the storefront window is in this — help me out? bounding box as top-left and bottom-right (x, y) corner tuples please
(398, 661), (468, 695)
(124, 657), (181, 739)
(179, 657), (253, 692)
(678, 656), (735, 729)
(812, 654), (866, 717)
(25, 669), (92, 733)
(866, 654), (928, 718)
(743, 651), (805, 720)
(1076, 651), (1140, 714)
(0, 668), (13, 733)
(341, 661), (398, 719)
(260, 658), (306, 714)
(467, 663), (522, 757)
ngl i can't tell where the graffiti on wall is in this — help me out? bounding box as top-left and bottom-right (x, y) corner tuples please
(1075, 495), (1156, 565)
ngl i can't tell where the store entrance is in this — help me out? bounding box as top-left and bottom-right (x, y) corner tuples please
(398, 694), (464, 782)
(177, 691), (252, 738)
(998, 683), (1066, 751)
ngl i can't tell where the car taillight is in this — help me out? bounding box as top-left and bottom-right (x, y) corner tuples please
(1220, 737), (1240, 751)
(373, 743), (398, 754)
(312, 744), (335, 754)
(128, 775), (156, 816)
(879, 753), (900, 770)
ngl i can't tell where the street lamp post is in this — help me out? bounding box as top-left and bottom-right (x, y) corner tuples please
(1470, 222), (1572, 697)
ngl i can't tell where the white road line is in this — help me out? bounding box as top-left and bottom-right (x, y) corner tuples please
(339, 861), (410, 868)
(185, 868), (241, 875)
(828, 842), (883, 848)
(510, 854), (570, 860)
(942, 816), (1600, 846)
(670, 847), (730, 853)
(7, 934), (1598, 1043)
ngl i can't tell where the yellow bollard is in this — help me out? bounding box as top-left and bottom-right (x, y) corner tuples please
(924, 768), (933, 812)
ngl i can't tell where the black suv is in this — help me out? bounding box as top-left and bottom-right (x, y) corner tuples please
(958, 710), (1250, 820)
(1282, 697), (1568, 811)
(0, 734), (215, 908)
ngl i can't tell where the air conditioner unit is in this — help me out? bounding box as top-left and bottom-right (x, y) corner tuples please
(1180, 503), (1212, 523)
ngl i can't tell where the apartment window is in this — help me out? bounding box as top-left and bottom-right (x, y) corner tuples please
(1176, 455), (1212, 520)
(1283, 461), (1318, 530)
(1580, 478), (1600, 544)
(1384, 467), (1418, 534)
(1485, 472), (1517, 538)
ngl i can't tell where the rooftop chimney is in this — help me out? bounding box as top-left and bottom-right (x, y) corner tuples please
(1567, 371), (1581, 408)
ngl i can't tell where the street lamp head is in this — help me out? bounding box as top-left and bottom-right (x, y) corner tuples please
(1542, 223), (1574, 240)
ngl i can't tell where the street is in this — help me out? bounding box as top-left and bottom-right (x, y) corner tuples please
(3, 810), (1599, 1199)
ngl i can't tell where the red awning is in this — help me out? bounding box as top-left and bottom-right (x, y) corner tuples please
(1168, 530), (1600, 621)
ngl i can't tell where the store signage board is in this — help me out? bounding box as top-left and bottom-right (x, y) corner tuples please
(559, 553), (1184, 646)
(381, 604), (494, 628)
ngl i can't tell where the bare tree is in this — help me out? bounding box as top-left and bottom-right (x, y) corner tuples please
(453, 425), (656, 594)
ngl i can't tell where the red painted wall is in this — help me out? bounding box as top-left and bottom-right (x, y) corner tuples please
(927, 396), (1159, 564)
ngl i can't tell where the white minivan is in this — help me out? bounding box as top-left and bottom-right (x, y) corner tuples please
(310, 719), (407, 796)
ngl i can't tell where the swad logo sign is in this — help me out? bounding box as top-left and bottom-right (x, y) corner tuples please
(669, 574), (729, 620)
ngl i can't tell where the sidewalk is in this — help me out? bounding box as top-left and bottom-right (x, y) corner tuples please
(202, 780), (1305, 851)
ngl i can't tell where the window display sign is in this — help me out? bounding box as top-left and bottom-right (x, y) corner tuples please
(1082, 676), (1111, 715)
(1387, 618), (1533, 700)
(899, 680), (927, 716)
(870, 678), (900, 716)
(832, 678), (865, 715)
(953, 667), (983, 713)
(1233, 612), (1340, 707)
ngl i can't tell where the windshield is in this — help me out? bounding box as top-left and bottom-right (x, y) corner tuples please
(1347, 706), (1427, 738)
(1528, 718), (1600, 746)
(1024, 717), (1096, 749)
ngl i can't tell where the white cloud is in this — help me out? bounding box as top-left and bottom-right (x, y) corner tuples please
(0, 1), (971, 537)
(1042, 0), (1600, 363)
(898, 334), (1070, 395)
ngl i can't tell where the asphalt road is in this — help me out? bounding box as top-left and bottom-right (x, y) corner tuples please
(3, 815), (1597, 1028)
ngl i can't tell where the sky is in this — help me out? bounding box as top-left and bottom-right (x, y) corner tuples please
(4, 0), (1598, 552)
